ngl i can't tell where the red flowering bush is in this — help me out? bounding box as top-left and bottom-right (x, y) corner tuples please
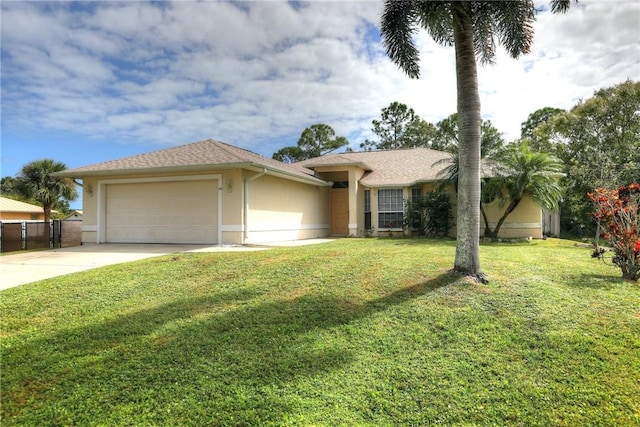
(588, 183), (640, 281)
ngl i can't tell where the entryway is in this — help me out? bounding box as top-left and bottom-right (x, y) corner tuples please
(330, 187), (349, 236)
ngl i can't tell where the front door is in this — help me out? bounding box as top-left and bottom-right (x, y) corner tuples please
(331, 188), (349, 236)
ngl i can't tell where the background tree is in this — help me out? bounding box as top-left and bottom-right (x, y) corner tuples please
(546, 80), (640, 236)
(404, 117), (438, 148)
(14, 159), (78, 222)
(381, 0), (573, 281)
(1, 176), (20, 196)
(481, 143), (563, 238)
(360, 101), (435, 150)
(435, 115), (505, 194)
(520, 106), (565, 152)
(431, 113), (459, 153)
(273, 124), (348, 163)
(432, 113), (504, 156)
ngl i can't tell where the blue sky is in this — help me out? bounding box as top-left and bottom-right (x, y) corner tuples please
(1, 0), (639, 209)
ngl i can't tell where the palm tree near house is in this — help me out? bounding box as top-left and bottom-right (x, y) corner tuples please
(15, 159), (78, 222)
(482, 143), (563, 238)
(381, 0), (573, 281)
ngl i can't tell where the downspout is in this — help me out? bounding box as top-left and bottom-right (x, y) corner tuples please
(244, 168), (267, 243)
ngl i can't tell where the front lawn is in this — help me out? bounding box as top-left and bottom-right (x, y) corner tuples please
(1, 238), (638, 426)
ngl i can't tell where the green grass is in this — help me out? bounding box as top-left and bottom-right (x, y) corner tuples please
(1, 238), (638, 426)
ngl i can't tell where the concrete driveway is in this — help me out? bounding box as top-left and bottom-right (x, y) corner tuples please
(0, 243), (266, 291)
(0, 239), (335, 291)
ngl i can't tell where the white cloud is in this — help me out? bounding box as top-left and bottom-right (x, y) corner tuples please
(1, 0), (638, 162)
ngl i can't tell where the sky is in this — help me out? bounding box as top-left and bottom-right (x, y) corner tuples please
(1, 0), (639, 209)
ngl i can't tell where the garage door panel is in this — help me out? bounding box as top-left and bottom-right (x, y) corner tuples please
(105, 180), (218, 244)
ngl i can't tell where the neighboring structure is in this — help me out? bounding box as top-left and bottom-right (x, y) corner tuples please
(0, 197), (46, 221)
(56, 139), (548, 245)
(64, 210), (83, 221)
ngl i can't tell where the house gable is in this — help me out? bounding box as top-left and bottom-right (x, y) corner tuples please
(301, 147), (452, 187)
(56, 139), (328, 187)
(56, 139), (333, 245)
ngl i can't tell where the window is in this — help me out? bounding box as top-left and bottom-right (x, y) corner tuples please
(364, 189), (371, 229)
(411, 187), (422, 204)
(378, 188), (403, 229)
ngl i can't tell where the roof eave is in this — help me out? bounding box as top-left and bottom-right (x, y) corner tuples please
(302, 161), (371, 171)
(360, 178), (444, 188)
(257, 165), (331, 187)
(54, 162), (330, 187)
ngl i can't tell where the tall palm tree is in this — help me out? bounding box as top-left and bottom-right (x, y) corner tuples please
(483, 143), (564, 237)
(381, 0), (572, 281)
(16, 159), (78, 222)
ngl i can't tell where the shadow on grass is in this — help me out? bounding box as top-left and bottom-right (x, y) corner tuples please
(381, 237), (456, 246)
(2, 273), (458, 425)
(570, 273), (631, 289)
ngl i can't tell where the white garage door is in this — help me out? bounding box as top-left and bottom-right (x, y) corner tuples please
(105, 179), (218, 244)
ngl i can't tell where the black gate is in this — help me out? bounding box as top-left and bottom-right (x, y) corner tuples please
(0, 220), (82, 253)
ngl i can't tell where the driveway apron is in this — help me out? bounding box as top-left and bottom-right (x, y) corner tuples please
(0, 243), (264, 291)
(0, 239), (335, 291)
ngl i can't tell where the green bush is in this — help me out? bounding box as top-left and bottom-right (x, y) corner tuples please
(403, 191), (452, 237)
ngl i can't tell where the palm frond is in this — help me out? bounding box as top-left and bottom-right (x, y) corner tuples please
(493, 0), (536, 59)
(415, 1), (454, 47)
(470, 2), (497, 64)
(550, 0), (573, 13)
(381, 0), (421, 79)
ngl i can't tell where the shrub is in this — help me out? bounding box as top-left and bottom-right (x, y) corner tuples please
(588, 183), (640, 281)
(403, 191), (452, 237)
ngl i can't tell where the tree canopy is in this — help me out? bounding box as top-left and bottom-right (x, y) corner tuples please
(530, 80), (640, 236)
(360, 101), (436, 150)
(14, 159), (78, 222)
(273, 124), (348, 163)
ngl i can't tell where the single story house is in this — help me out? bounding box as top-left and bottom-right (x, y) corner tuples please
(63, 210), (84, 221)
(56, 139), (546, 245)
(0, 197), (47, 221)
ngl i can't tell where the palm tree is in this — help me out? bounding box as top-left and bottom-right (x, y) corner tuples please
(483, 143), (563, 238)
(15, 159), (78, 222)
(381, 0), (572, 281)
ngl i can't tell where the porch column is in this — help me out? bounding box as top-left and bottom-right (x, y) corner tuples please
(348, 169), (364, 236)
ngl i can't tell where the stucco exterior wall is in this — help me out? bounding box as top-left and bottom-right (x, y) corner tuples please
(80, 176), (99, 243)
(480, 193), (543, 238)
(76, 165), (543, 245)
(219, 169), (244, 244)
(360, 184), (541, 239)
(0, 211), (45, 221)
(245, 174), (330, 244)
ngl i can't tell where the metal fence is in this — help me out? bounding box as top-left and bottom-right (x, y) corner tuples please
(0, 220), (82, 253)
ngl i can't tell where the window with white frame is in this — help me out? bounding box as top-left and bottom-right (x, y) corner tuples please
(378, 188), (403, 229)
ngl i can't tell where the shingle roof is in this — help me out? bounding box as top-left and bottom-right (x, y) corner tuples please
(0, 197), (44, 214)
(56, 139), (325, 185)
(57, 139), (462, 188)
(301, 148), (454, 187)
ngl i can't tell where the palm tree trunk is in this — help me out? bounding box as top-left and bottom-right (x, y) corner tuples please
(491, 199), (521, 237)
(43, 202), (52, 223)
(452, 8), (484, 281)
(480, 203), (493, 238)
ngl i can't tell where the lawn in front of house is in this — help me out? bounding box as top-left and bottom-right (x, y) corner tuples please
(1, 238), (638, 426)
